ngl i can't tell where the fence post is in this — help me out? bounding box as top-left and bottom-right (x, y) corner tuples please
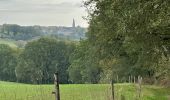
(137, 76), (142, 98)
(54, 73), (60, 100)
(111, 80), (114, 100)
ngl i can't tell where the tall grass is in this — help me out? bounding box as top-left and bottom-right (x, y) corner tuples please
(0, 82), (170, 100)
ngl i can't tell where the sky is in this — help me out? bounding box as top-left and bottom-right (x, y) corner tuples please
(0, 0), (88, 27)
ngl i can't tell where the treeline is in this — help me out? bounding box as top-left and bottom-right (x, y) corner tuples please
(0, 37), (75, 84)
(69, 0), (170, 85)
(0, 24), (86, 41)
(0, 24), (43, 40)
(0, 0), (169, 85)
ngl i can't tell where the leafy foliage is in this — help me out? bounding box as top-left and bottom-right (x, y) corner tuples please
(74, 0), (170, 83)
(15, 37), (75, 84)
(0, 44), (17, 81)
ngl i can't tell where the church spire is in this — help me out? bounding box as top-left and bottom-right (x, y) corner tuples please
(72, 19), (75, 28)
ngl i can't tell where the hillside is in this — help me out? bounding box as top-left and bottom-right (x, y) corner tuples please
(0, 39), (18, 48)
(0, 24), (87, 41)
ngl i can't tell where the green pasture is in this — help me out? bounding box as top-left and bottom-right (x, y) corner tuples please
(0, 39), (17, 48)
(0, 82), (170, 100)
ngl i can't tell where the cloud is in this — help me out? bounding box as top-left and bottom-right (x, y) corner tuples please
(0, 1), (83, 13)
(0, 9), (9, 11)
(0, 0), (88, 27)
(43, 2), (82, 8)
(0, 0), (14, 1)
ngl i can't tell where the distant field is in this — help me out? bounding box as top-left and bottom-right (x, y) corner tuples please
(0, 39), (17, 48)
(0, 81), (170, 100)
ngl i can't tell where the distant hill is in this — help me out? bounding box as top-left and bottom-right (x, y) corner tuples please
(0, 24), (87, 41)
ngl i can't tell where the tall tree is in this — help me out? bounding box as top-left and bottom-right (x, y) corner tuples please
(69, 40), (101, 83)
(84, 0), (170, 83)
(0, 44), (17, 81)
(16, 37), (75, 84)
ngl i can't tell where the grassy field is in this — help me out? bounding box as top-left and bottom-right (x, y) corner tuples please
(0, 39), (17, 48)
(0, 81), (170, 100)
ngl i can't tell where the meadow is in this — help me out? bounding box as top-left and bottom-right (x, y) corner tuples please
(0, 81), (170, 100)
(0, 39), (17, 48)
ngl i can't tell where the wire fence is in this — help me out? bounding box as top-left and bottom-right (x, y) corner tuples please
(0, 75), (143, 100)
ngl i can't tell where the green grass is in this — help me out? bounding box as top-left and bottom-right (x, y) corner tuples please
(0, 81), (170, 100)
(0, 39), (17, 48)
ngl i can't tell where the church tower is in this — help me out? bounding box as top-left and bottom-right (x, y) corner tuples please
(72, 19), (75, 28)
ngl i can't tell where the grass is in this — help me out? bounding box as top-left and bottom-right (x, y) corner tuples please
(0, 81), (170, 100)
(0, 39), (17, 48)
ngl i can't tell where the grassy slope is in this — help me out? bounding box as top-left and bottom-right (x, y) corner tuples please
(0, 39), (17, 48)
(0, 81), (170, 100)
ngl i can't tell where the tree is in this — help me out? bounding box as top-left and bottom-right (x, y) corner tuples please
(16, 37), (75, 84)
(69, 40), (101, 83)
(0, 44), (17, 81)
(84, 0), (170, 83)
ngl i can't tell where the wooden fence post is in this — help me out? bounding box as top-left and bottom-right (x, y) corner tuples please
(54, 73), (60, 100)
(111, 80), (114, 100)
(137, 76), (142, 98)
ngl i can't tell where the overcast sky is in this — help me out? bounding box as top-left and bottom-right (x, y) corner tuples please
(0, 0), (88, 27)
